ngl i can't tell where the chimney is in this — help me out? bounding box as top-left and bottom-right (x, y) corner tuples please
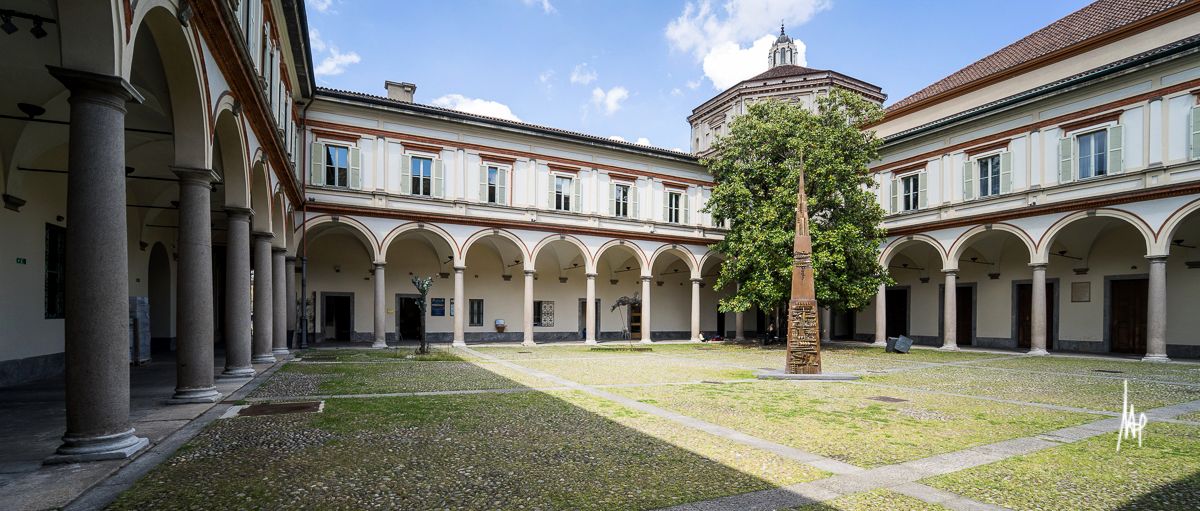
(385, 81), (417, 102)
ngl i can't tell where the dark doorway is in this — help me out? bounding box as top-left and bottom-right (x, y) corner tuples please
(578, 298), (600, 340)
(716, 310), (726, 338)
(628, 302), (642, 339)
(942, 285), (974, 346)
(830, 310), (855, 340)
(884, 288), (909, 338)
(395, 294), (422, 342)
(148, 242), (173, 355)
(1015, 282), (1056, 350)
(1109, 278), (1148, 355)
(321, 293), (354, 341)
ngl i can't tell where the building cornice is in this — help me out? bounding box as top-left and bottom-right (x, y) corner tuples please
(688, 71), (885, 124)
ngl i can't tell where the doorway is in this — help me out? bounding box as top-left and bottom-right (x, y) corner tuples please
(321, 292), (354, 341)
(830, 310), (855, 340)
(1108, 277), (1148, 355)
(628, 302), (642, 339)
(148, 242), (173, 355)
(939, 284), (974, 346)
(578, 298), (600, 340)
(1015, 281), (1056, 350)
(716, 310), (726, 338)
(884, 287), (909, 338)
(395, 294), (422, 342)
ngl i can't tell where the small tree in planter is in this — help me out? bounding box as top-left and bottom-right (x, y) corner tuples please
(412, 276), (434, 354)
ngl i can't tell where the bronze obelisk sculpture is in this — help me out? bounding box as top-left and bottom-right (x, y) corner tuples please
(785, 164), (822, 374)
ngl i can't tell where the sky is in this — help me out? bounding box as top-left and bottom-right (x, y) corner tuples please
(304, 0), (1094, 151)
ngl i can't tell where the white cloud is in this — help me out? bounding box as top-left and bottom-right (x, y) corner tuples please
(686, 80), (701, 90)
(608, 135), (627, 142)
(590, 86), (629, 115)
(670, 88), (683, 96)
(665, 0), (827, 88)
(702, 34), (805, 89)
(308, 0), (334, 13)
(431, 94), (522, 122)
(315, 47), (361, 76)
(635, 137), (652, 146)
(309, 29), (326, 52)
(570, 63), (597, 85)
(521, 0), (556, 14)
(538, 69), (555, 84)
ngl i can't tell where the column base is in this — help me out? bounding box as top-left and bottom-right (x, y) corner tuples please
(584, 339), (597, 345)
(371, 341), (389, 348)
(451, 340), (466, 347)
(1141, 354), (1170, 363)
(521, 340), (536, 347)
(169, 387), (222, 404)
(45, 429), (149, 465)
(272, 348), (290, 356)
(252, 354), (277, 364)
(1026, 348), (1048, 356)
(639, 339), (653, 344)
(218, 367), (256, 379)
(938, 344), (959, 351)
(871, 339), (887, 347)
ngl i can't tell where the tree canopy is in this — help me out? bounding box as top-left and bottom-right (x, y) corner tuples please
(702, 89), (890, 314)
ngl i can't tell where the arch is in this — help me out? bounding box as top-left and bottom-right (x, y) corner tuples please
(531, 234), (593, 273)
(249, 160), (272, 233)
(379, 222), (460, 265)
(649, 244), (700, 279)
(300, 214), (381, 263)
(1156, 197), (1200, 255)
(946, 223), (1036, 269)
(698, 250), (726, 275)
(878, 234), (947, 269)
(212, 98), (250, 208)
(1035, 209), (1156, 263)
(271, 192), (289, 249)
(460, 228), (531, 270)
(594, 239), (650, 276)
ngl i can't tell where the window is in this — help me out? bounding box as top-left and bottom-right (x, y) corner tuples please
(533, 300), (554, 327)
(900, 174), (920, 211)
(468, 299), (484, 327)
(1077, 129), (1107, 179)
(554, 176), (573, 211)
(487, 167), (499, 203)
(323, 145), (349, 187)
(613, 184), (630, 217)
(411, 156), (433, 196)
(977, 155), (1001, 198)
(667, 191), (682, 223)
(479, 165), (507, 205)
(45, 224), (65, 319)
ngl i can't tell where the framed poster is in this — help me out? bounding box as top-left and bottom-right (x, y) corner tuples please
(431, 297), (446, 316)
(1070, 282), (1090, 303)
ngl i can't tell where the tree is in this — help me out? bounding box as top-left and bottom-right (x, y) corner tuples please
(702, 89), (890, 316)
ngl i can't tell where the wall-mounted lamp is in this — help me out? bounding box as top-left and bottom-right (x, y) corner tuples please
(333, 265), (341, 273)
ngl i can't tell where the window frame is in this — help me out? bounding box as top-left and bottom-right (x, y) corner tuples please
(666, 190), (683, 224)
(409, 153), (435, 196)
(898, 171), (921, 212)
(468, 299), (484, 327)
(975, 153), (1002, 198)
(484, 164), (510, 205)
(613, 183), (631, 218)
(1075, 128), (1108, 180)
(553, 174), (574, 212)
(323, 144), (350, 188)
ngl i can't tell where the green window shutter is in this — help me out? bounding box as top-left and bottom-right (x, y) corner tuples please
(999, 151), (1013, 194)
(1058, 137), (1074, 184)
(548, 175), (556, 210)
(962, 158), (975, 201)
(682, 193), (690, 224)
(310, 142), (325, 186)
(1191, 105), (1200, 160)
(497, 168), (507, 206)
(630, 184), (639, 218)
(400, 154), (412, 195)
(479, 164), (488, 202)
(662, 191), (669, 221)
(1107, 124), (1124, 174)
(572, 177), (581, 212)
(432, 159), (444, 198)
(609, 183), (617, 216)
(348, 146), (361, 189)
(889, 177), (898, 213)
(917, 172), (928, 209)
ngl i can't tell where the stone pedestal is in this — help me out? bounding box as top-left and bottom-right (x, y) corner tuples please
(169, 167), (221, 404)
(251, 232), (275, 364)
(272, 248), (288, 355)
(45, 66), (149, 463)
(221, 208), (255, 378)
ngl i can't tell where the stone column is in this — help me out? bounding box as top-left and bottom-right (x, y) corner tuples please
(873, 283), (887, 345)
(941, 270), (958, 351)
(735, 311), (745, 341)
(690, 278), (702, 341)
(251, 232), (275, 363)
(372, 263), (387, 348)
(1029, 263), (1048, 356)
(522, 270), (535, 346)
(272, 248), (288, 355)
(285, 256), (297, 349)
(46, 67), (148, 463)
(640, 276), (652, 343)
(170, 167), (221, 403)
(585, 273), (597, 344)
(1144, 256), (1170, 362)
(221, 208), (255, 378)
(453, 266), (466, 347)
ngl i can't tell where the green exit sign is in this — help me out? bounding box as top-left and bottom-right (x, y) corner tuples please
(16, 257), (27, 264)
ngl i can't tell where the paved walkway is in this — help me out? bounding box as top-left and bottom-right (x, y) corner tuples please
(462, 346), (1200, 511)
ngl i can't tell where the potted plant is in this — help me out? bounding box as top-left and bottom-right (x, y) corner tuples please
(495, 319), (506, 333)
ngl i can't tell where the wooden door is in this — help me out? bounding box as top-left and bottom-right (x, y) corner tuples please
(885, 288), (908, 338)
(1015, 283), (1055, 349)
(1109, 279), (1148, 354)
(955, 286), (973, 346)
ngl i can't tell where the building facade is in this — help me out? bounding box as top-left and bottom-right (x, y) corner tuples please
(856, 0), (1200, 360)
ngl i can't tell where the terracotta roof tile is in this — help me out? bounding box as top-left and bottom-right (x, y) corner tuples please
(746, 64), (823, 81)
(887, 0), (1190, 112)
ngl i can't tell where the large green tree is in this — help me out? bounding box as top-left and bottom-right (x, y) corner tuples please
(702, 89), (889, 315)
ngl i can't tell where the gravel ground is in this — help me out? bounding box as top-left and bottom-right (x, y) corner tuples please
(925, 422), (1200, 510)
(610, 380), (1097, 468)
(972, 355), (1200, 384)
(250, 360), (549, 397)
(511, 356), (754, 385)
(788, 489), (952, 510)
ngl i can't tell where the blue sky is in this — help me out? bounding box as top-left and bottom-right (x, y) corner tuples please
(305, 0), (1093, 151)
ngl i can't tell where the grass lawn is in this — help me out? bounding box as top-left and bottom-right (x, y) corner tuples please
(251, 359), (556, 397)
(296, 347), (462, 362)
(110, 391), (826, 511)
(863, 364), (1200, 412)
(924, 423), (1200, 510)
(610, 380), (1097, 468)
(510, 355), (756, 385)
(972, 355), (1200, 384)
(789, 489), (952, 510)
(821, 343), (1017, 363)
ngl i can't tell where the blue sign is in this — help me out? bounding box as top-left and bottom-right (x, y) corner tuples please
(430, 298), (446, 316)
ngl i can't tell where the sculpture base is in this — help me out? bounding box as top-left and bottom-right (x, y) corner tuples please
(755, 369), (860, 381)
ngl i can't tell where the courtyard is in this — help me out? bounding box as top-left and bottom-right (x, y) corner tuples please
(105, 341), (1200, 510)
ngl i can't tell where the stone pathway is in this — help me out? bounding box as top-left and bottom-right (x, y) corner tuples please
(462, 346), (1200, 511)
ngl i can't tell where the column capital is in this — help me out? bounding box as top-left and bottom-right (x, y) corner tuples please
(524, 269), (535, 276)
(285, 256), (297, 263)
(271, 247), (287, 254)
(690, 277), (703, 283)
(224, 206), (254, 220)
(454, 265), (467, 272)
(373, 261), (386, 269)
(251, 231), (274, 240)
(586, 273), (598, 278)
(941, 269), (958, 276)
(47, 66), (144, 104)
(640, 275), (652, 282)
(1028, 262), (1048, 270)
(1145, 254), (1169, 263)
(171, 166), (220, 185)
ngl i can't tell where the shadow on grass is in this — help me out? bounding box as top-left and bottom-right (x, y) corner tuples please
(1115, 469), (1200, 510)
(109, 345), (828, 511)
